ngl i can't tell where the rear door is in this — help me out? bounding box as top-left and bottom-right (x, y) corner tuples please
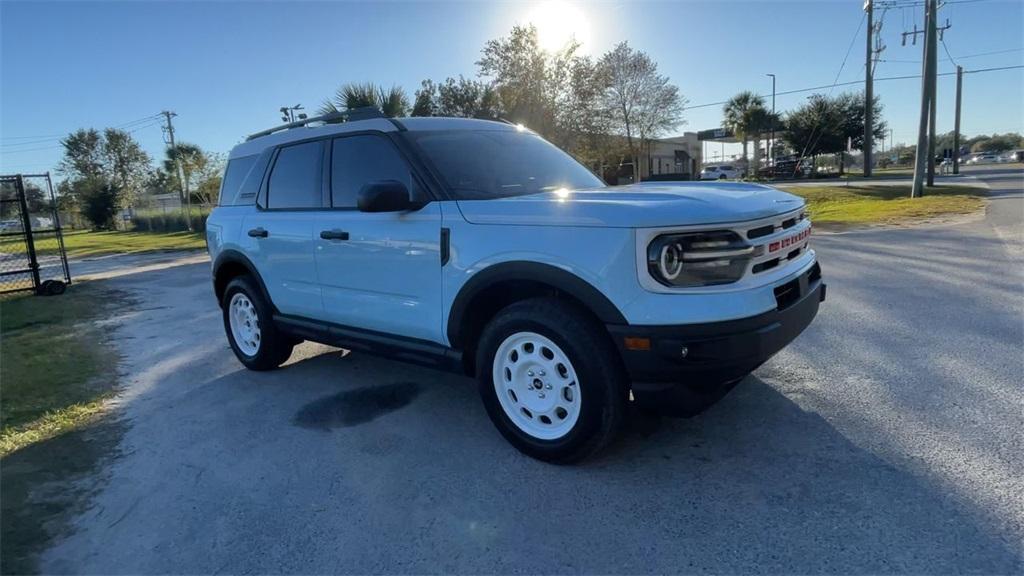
(314, 133), (443, 343)
(245, 139), (326, 318)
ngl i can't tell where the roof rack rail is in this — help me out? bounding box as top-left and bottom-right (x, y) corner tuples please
(246, 106), (385, 141)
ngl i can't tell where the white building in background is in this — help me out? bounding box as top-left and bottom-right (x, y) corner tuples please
(643, 134), (702, 180)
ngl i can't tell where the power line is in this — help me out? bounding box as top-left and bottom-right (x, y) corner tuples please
(681, 64), (1022, 112)
(1, 113), (164, 147)
(941, 38), (959, 67)
(0, 133), (64, 141)
(0, 144), (64, 154)
(879, 47), (1022, 65)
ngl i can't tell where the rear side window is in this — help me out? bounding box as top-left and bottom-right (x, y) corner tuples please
(721, 165), (733, 171)
(267, 141), (323, 209)
(219, 155), (258, 206)
(330, 135), (414, 208)
(705, 166), (717, 171)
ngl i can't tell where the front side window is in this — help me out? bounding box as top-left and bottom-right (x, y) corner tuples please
(330, 134), (415, 208)
(267, 141), (322, 209)
(408, 130), (604, 200)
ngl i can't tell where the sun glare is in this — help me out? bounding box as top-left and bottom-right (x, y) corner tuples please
(527, 1), (592, 53)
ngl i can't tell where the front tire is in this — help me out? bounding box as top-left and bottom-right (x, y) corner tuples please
(222, 276), (294, 370)
(477, 298), (627, 463)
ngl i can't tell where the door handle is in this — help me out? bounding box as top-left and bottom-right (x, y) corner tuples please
(247, 227), (268, 238)
(320, 229), (349, 241)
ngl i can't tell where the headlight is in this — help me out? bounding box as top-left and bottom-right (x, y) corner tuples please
(647, 231), (753, 287)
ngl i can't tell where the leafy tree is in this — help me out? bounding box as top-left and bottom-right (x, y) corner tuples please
(193, 152), (226, 205)
(439, 76), (502, 118)
(783, 94), (843, 172)
(598, 41), (685, 182)
(784, 92), (885, 174)
(477, 25), (557, 133)
(58, 128), (151, 210)
(835, 92), (887, 154)
(102, 128), (151, 207)
(970, 133), (1023, 153)
(74, 177), (120, 229)
(319, 83), (409, 118)
(411, 80), (438, 117)
(58, 129), (105, 180)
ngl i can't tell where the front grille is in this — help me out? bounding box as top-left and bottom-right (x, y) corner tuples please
(747, 224), (774, 240)
(746, 211), (805, 240)
(742, 209), (812, 275)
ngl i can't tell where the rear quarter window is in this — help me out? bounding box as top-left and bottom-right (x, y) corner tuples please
(219, 155), (259, 206)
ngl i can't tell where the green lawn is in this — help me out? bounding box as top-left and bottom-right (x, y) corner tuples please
(0, 284), (120, 457)
(0, 230), (206, 260)
(779, 184), (985, 227)
(60, 230), (206, 259)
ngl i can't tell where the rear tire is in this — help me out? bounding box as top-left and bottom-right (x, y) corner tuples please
(222, 276), (294, 371)
(477, 297), (627, 463)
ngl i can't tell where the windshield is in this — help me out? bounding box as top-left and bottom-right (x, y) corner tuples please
(407, 129), (605, 200)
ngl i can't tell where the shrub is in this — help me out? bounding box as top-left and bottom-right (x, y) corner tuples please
(131, 207), (210, 233)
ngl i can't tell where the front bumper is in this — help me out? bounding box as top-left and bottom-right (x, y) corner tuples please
(608, 263), (825, 391)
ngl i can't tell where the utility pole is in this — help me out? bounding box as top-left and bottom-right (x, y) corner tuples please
(161, 110), (193, 231)
(953, 64), (963, 174)
(911, 0), (937, 198)
(864, 0), (874, 177)
(767, 73), (776, 167)
(925, 0), (938, 187)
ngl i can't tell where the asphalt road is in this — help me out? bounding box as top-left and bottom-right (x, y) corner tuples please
(41, 167), (1023, 574)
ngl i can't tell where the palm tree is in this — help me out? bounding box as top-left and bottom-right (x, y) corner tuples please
(723, 91), (768, 174)
(319, 83), (410, 118)
(163, 143), (206, 200)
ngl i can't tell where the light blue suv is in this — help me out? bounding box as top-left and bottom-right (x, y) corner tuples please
(207, 109), (825, 462)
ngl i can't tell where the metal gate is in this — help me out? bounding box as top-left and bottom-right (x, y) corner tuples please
(0, 173), (71, 295)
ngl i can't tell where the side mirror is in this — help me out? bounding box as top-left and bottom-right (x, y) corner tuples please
(357, 180), (417, 213)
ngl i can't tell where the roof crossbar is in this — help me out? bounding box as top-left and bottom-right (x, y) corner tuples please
(246, 106), (385, 141)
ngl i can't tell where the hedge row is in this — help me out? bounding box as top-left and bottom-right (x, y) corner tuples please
(132, 209), (210, 233)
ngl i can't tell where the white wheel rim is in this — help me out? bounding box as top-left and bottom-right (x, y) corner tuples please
(492, 331), (581, 440)
(229, 293), (261, 357)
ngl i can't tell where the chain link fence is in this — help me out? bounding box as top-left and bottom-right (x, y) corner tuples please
(0, 174), (71, 295)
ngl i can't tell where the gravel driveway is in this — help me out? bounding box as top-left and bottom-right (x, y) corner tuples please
(39, 167), (1023, 574)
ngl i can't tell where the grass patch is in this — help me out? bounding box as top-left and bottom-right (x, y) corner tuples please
(60, 230), (206, 259)
(1, 283), (121, 457)
(778, 184), (985, 227)
(0, 230), (205, 260)
(25, 230), (204, 260)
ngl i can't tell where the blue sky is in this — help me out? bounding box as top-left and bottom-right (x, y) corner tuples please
(2, 0), (1022, 174)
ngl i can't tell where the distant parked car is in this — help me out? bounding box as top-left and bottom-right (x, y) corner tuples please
(699, 165), (741, 180)
(969, 153), (999, 165)
(0, 219), (23, 233)
(758, 158), (813, 179)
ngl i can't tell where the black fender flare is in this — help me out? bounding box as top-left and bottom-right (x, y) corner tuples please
(446, 261), (627, 348)
(211, 250), (277, 311)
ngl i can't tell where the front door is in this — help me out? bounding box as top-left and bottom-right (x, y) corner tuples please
(314, 133), (443, 344)
(246, 139), (326, 319)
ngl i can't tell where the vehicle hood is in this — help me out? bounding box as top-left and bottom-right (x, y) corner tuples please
(455, 182), (805, 228)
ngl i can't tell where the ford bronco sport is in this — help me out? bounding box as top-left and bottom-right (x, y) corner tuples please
(207, 109), (825, 463)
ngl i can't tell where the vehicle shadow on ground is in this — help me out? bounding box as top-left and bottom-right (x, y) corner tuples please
(56, 343), (1018, 574)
